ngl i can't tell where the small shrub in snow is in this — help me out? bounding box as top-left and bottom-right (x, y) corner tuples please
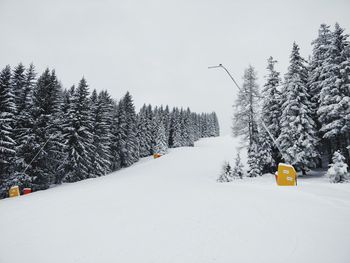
(217, 161), (232, 183)
(232, 153), (244, 179)
(327, 151), (349, 183)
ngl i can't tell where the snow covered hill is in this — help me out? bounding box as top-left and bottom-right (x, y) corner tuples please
(1, 136), (350, 263)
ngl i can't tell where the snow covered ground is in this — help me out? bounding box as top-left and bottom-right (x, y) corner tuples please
(1, 136), (350, 263)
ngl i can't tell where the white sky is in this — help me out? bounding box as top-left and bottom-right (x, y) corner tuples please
(1, 0), (349, 134)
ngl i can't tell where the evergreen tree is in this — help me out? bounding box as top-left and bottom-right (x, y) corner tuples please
(318, 23), (350, 164)
(163, 105), (171, 144)
(90, 90), (113, 177)
(137, 104), (154, 157)
(11, 63), (26, 112)
(257, 122), (274, 173)
(0, 66), (16, 196)
(308, 24), (334, 168)
(247, 141), (261, 177)
(278, 43), (319, 174)
(200, 113), (208, 138)
(169, 107), (182, 148)
(110, 100), (122, 171)
(261, 56), (282, 165)
(212, 112), (220, 137)
(309, 24), (332, 122)
(182, 108), (194, 147)
(13, 64), (37, 187)
(327, 150), (349, 183)
(232, 153), (244, 179)
(191, 113), (201, 141)
(62, 78), (94, 182)
(153, 117), (168, 155)
(115, 92), (139, 167)
(217, 161), (232, 182)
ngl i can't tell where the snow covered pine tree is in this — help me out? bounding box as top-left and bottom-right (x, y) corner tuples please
(62, 78), (94, 182)
(317, 23), (350, 166)
(277, 43), (319, 175)
(232, 153), (244, 179)
(0, 66), (16, 197)
(153, 116), (168, 155)
(327, 151), (349, 183)
(217, 161), (232, 182)
(260, 57), (282, 170)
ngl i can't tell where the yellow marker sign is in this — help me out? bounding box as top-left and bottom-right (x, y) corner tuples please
(276, 163), (297, 186)
(9, 186), (20, 198)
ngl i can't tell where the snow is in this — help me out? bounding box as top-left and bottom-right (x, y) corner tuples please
(1, 136), (350, 263)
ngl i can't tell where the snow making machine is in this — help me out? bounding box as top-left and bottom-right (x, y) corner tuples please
(208, 63), (298, 186)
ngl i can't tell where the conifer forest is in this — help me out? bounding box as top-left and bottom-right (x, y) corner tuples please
(233, 23), (350, 179)
(0, 64), (219, 197)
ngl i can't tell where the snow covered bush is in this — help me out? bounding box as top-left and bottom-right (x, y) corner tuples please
(217, 161), (232, 183)
(327, 151), (349, 183)
(232, 153), (244, 179)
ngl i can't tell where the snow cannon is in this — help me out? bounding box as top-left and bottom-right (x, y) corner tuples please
(275, 163), (297, 186)
(8, 186), (20, 198)
(153, 153), (161, 159)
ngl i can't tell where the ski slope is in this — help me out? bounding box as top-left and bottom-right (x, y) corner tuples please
(1, 136), (350, 263)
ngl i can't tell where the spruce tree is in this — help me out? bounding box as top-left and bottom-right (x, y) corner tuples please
(115, 92), (139, 167)
(318, 23), (350, 164)
(191, 113), (200, 141)
(217, 161), (232, 182)
(278, 43), (319, 174)
(0, 66), (16, 196)
(90, 90), (113, 177)
(169, 107), (182, 148)
(257, 122), (274, 173)
(11, 63), (26, 112)
(110, 100), (122, 171)
(29, 69), (65, 189)
(13, 64), (37, 187)
(327, 150), (349, 183)
(153, 116), (168, 155)
(309, 24), (332, 122)
(62, 78), (94, 182)
(182, 108), (194, 147)
(232, 153), (244, 179)
(163, 105), (171, 144)
(261, 57), (282, 166)
(308, 24), (333, 167)
(212, 112), (220, 137)
(200, 113), (208, 138)
(247, 142), (261, 177)
(137, 104), (153, 157)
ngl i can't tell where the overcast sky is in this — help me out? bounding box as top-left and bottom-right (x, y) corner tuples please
(1, 0), (350, 134)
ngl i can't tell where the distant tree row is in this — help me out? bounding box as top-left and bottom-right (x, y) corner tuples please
(233, 23), (350, 178)
(0, 64), (220, 197)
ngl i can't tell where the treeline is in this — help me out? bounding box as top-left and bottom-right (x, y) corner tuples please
(0, 64), (220, 197)
(233, 23), (350, 177)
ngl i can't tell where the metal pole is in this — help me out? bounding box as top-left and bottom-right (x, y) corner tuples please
(208, 64), (243, 92)
(208, 63), (288, 162)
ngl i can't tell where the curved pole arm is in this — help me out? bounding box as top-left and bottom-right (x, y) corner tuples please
(208, 63), (288, 162)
